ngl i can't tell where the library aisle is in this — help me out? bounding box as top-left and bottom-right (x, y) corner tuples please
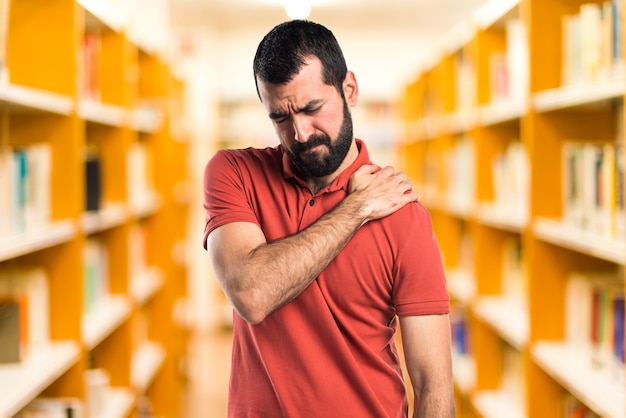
(181, 329), (232, 418)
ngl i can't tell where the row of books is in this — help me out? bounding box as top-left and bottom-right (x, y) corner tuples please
(564, 269), (625, 380)
(87, 141), (157, 214)
(488, 18), (528, 105)
(455, 16), (528, 111)
(127, 141), (156, 211)
(0, 266), (49, 363)
(562, 140), (625, 242)
(2, 228), (153, 333)
(450, 305), (471, 356)
(501, 237), (526, 299)
(0, 144), (51, 238)
(491, 140), (529, 222)
(13, 368), (116, 418)
(560, 393), (601, 418)
(562, 0), (624, 86)
(454, 47), (476, 113)
(500, 343), (525, 408)
(80, 32), (101, 103)
(83, 237), (110, 315)
(14, 398), (83, 418)
(0, 0), (8, 81)
(445, 134), (475, 212)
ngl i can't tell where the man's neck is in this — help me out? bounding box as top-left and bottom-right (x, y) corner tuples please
(305, 140), (359, 194)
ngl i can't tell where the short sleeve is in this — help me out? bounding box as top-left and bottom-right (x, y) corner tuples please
(203, 150), (260, 249)
(392, 203), (450, 316)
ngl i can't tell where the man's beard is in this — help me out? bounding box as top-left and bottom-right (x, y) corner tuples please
(284, 101), (353, 178)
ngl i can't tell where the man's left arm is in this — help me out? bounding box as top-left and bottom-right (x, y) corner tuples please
(399, 314), (456, 418)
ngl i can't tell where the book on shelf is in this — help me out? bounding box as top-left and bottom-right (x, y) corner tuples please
(454, 48), (476, 112)
(79, 32), (101, 102)
(562, 140), (623, 241)
(500, 343), (526, 407)
(0, 299), (22, 363)
(562, 0), (624, 85)
(0, 0), (10, 83)
(450, 305), (471, 356)
(0, 143), (51, 237)
(83, 238), (109, 315)
(501, 237), (527, 300)
(128, 224), (147, 279)
(559, 393), (601, 418)
(15, 397), (83, 418)
(564, 269), (624, 379)
(85, 368), (111, 418)
(127, 141), (155, 211)
(446, 134), (475, 212)
(489, 52), (509, 104)
(84, 145), (102, 212)
(492, 140), (528, 219)
(0, 266), (50, 361)
(505, 18), (528, 104)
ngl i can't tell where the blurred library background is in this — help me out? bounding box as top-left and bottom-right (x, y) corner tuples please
(0, 0), (625, 417)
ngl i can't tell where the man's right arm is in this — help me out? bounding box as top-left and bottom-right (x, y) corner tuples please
(206, 164), (418, 324)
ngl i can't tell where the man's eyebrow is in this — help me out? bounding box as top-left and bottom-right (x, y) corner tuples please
(268, 100), (323, 120)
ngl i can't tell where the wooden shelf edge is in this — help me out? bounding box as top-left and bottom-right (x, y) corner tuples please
(472, 0), (521, 29)
(79, 100), (128, 127)
(81, 203), (128, 235)
(532, 78), (625, 113)
(131, 268), (165, 306)
(82, 295), (133, 350)
(447, 269), (476, 305)
(533, 218), (625, 265)
(0, 220), (76, 262)
(77, 0), (128, 32)
(472, 389), (526, 418)
(477, 99), (526, 127)
(0, 341), (81, 417)
(130, 192), (163, 219)
(131, 342), (166, 394)
(132, 106), (164, 134)
(472, 296), (529, 350)
(532, 341), (625, 418)
(0, 83), (74, 115)
(452, 351), (476, 395)
(476, 203), (527, 233)
(100, 387), (135, 418)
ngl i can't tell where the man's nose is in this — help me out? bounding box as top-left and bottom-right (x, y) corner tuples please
(293, 116), (313, 143)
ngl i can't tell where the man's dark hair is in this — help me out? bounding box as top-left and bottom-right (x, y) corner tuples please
(253, 20), (348, 99)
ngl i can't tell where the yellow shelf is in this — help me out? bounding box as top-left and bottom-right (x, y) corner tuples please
(0, 1), (189, 416)
(398, 0), (625, 416)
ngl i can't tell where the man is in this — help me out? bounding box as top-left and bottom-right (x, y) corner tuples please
(203, 20), (455, 418)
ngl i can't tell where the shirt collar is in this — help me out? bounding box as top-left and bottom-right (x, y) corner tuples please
(281, 138), (371, 193)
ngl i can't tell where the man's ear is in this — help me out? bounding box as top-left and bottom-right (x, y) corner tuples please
(343, 71), (359, 107)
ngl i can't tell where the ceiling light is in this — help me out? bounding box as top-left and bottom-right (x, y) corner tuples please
(284, 0), (312, 19)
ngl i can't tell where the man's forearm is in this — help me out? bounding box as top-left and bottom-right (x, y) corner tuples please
(412, 387), (456, 418)
(227, 194), (367, 323)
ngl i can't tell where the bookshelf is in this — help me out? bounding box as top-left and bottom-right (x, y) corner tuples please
(398, 0), (625, 417)
(0, 1), (189, 417)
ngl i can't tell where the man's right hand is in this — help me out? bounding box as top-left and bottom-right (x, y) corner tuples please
(347, 164), (419, 225)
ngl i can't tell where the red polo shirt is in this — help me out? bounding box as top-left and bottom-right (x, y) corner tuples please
(203, 139), (449, 418)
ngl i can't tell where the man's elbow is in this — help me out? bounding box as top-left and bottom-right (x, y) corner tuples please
(227, 289), (271, 325)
